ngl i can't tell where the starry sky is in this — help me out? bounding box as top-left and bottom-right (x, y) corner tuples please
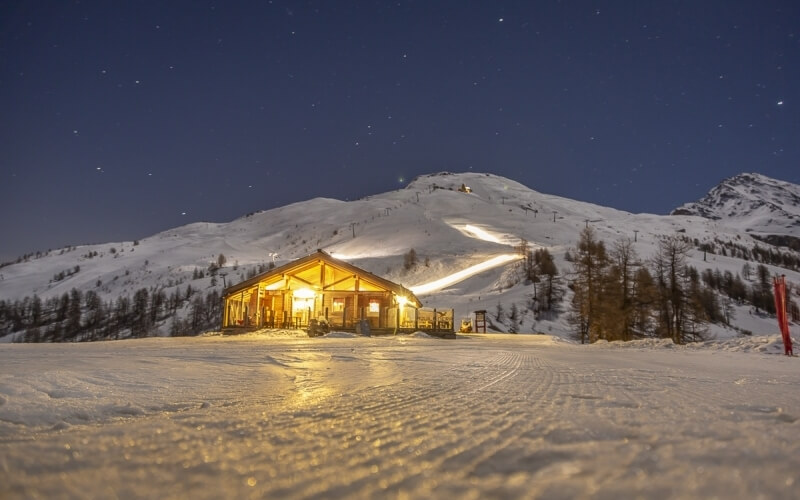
(1, 1), (798, 262)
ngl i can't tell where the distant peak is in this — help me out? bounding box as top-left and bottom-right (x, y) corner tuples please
(671, 172), (800, 240)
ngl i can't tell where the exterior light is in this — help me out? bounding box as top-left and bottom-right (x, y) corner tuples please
(294, 288), (316, 299)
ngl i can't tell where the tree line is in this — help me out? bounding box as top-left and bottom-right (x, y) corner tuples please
(696, 236), (800, 271)
(0, 286), (221, 342)
(568, 228), (798, 344)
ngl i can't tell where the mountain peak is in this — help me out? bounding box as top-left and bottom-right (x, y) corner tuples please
(672, 173), (800, 244)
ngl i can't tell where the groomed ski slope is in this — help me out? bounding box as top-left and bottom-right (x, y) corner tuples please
(2, 333), (799, 499)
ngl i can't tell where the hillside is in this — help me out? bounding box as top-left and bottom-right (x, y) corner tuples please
(1, 172), (798, 341)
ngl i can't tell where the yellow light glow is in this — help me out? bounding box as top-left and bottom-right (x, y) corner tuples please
(463, 224), (502, 244)
(293, 288), (316, 299)
(396, 295), (409, 307)
(410, 254), (522, 295)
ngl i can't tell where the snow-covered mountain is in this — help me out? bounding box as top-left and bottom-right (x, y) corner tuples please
(1, 171), (798, 340)
(672, 173), (800, 248)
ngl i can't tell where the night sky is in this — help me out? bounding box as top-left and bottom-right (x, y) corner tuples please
(1, 1), (798, 262)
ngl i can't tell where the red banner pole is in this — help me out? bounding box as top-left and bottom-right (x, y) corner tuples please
(774, 276), (792, 356)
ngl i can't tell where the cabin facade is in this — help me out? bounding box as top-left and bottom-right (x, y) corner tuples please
(221, 250), (435, 333)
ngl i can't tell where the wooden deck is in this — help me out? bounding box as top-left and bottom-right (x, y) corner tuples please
(221, 325), (456, 339)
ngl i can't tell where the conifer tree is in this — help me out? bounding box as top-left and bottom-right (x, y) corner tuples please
(651, 235), (695, 344)
(66, 288), (83, 340)
(631, 266), (657, 337)
(131, 289), (150, 338)
(570, 227), (608, 343)
(84, 291), (104, 341)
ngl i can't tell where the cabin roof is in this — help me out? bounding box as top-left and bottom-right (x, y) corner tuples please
(221, 250), (422, 307)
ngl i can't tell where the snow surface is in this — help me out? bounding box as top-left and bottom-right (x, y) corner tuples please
(2, 171), (798, 342)
(2, 334), (799, 499)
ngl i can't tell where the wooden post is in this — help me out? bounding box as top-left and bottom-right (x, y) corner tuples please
(474, 310), (487, 333)
(239, 291), (244, 325)
(353, 275), (360, 323)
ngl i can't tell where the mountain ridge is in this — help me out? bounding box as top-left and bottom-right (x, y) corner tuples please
(672, 173), (800, 246)
(2, 171), (798, 341)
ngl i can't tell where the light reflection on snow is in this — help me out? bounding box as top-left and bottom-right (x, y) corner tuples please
(284, 355), (338, 410)
(463, 224), (503, 244)
(410, 254), (521, 295)
(2, 335), (800, 498)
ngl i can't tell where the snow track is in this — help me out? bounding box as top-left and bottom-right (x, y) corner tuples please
(409, 254), (521, 295)
(1, 335), (799, 499)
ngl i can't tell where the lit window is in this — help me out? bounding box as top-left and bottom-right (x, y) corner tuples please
(369, 300), (380, 313)
(332, 298), (344, 312)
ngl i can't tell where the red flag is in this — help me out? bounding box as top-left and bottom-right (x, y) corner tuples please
(774, 276), (792, 356)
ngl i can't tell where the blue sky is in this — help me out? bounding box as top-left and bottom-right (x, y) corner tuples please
(1, 0), (798, 261)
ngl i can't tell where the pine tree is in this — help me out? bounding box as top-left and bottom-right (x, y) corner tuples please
(495, 302), (505, 322)
(65, 288), (83, 340)
(30, 294), (43, 328)
(509, 303), (519, 333)
(534, 248), (560, 313)
(149, 289), (166, 327)
(570, 227), (608, 343)
(84, 291), (104, 341)
(403, 248), (418, 271)
(602, 238), (638, 341)
(631, 266), (657, 337)
(190, 295), (207, 334)
(170, 316), (185, 336)
(751, 264), (775, 314)
(651, 235), (695, 344)
(204, 290), (221, 327)
(131, 289), (150, 338)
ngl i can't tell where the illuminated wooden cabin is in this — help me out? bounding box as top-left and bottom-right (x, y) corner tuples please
(221, 250), (425, 332)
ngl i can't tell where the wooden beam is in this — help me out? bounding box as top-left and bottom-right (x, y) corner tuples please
(287, 274), (314, 287)
(322, 274), (356, 290)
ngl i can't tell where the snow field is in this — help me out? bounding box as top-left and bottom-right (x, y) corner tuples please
(2, 334), (799, 499)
